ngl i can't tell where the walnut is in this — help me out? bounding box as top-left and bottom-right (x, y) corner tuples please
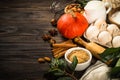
(64, 4), (83, 13)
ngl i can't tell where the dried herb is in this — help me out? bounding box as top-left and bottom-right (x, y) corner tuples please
(45, 56), (78, 80)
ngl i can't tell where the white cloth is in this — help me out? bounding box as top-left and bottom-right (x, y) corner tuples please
(80, 60), (111, 80)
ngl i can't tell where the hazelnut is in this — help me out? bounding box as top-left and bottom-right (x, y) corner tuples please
(44, 57), (51, 62)
(38, 58), (45, 63)
(51, 18), (57, 26)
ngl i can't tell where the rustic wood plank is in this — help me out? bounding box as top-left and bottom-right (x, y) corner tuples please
(0, 0), (71, 80)
(0, 0), (98, 80)
(0, 0), (56, 80)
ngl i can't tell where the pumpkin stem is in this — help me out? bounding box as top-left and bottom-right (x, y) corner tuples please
(67, 10), (76, 18)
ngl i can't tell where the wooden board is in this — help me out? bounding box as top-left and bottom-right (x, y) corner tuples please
(0, 0), (55, 80)
(0, 0), (93, 80)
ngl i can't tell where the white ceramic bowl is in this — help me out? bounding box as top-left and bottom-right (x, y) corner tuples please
(65, 47), (92, 71)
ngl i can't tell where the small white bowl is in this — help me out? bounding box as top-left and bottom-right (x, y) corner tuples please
(64, 47), (92, 71)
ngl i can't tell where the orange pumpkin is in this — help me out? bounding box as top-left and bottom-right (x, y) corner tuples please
(57, 12), (89, 39)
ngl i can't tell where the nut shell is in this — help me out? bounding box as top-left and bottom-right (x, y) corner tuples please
(64, 3), (84, 14)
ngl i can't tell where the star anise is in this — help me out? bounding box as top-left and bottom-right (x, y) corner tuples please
(48, 29), (58, 36)
(42, 34), (52, 41)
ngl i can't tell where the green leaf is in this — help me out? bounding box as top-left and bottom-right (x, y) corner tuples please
(48, 68), (65, 76)
(100, 48), (120, 79)
(58, 59), (67, 70)
(100, 47), (120, 62)
(46, 58), (77, 79)
(50, 58), (66, 70)
(75, 0), (89, 7)
(54, 70), (65, 76)
(69, 56), (78, 71)
(57, 77), (72, 80)
(115, 58), (120, 67)
(49, 58), (58, 68)
(109, 58), (119, 67)
(110, 67), (120, 78)
(48, 58), (67, 76)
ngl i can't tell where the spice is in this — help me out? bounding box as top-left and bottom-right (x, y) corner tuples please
(67, 50), (89, 63)
(42, 34), (52, 41)
(52, 43), (77, 48)
(52, 40), (77, 58)
(48, 29), (58, 36)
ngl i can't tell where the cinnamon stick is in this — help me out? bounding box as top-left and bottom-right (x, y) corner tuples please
(51, 39), (78, 58)
(52, 47), (68, 56)
(54, 50), (67, 58)
(52, 43), (77, 48)
(60, 39), (73, 44)
(52, 40), (74, 51)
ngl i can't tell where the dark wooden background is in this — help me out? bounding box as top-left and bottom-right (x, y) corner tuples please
(0, 0), (67, 80)
(0, 0), (96, 80)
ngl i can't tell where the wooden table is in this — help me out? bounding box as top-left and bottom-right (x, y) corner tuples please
(0, 0), (58, 80)
(0, 0), (95, 80)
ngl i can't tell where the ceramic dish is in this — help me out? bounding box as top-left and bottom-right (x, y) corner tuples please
(64, 47), (92, 71)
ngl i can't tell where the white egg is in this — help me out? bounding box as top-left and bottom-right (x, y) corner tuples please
(98, 31), (112, 45)
(107, 24), (120, 37)
(85, 24), (100, 41)
(112, 36), (120, 48)
(94, 18), (107, 32)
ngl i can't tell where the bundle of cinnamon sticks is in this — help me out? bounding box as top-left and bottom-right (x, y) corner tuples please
(51, 40), (78, 58)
